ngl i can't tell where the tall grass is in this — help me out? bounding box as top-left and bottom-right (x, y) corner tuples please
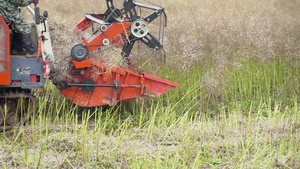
(1, 56), (300, 168)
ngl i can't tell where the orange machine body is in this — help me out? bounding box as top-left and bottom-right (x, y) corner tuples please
(0, 16), (11, 85)
(72, 19), (132, 69)
(60, 60), (180, 107)
(60, 6), (181, 107)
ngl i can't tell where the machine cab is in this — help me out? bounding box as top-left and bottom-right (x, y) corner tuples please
(0, 6), (53, 89)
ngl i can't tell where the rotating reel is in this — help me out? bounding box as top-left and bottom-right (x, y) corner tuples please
(70, 0), (167, 64)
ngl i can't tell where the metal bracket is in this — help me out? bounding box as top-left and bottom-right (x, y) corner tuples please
(123, 0), (138, 20)
(106, 0), (114, 8)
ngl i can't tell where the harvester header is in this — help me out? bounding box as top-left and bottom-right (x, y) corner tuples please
(56, 0), (180, 107)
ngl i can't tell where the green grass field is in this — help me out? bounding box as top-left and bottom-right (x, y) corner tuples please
(1, 0), (300, 168)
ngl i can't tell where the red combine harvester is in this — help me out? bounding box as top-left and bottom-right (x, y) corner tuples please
(0, 0), (180, 129)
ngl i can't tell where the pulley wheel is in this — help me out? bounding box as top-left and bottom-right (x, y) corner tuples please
(71, 44), (89, 62)
(100, 25), (108, 32)
(131, 19), (149, 38)
(103, 39), (110, 46)
(58, 81), (69, 90)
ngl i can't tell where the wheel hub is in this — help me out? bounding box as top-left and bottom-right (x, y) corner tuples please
(131, 19), (149, 38)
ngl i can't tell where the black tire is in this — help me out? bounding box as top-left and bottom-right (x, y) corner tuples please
(71, 44), (89, 62)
